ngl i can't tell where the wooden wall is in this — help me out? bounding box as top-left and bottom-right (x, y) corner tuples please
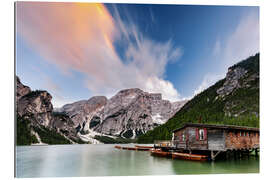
(173, 128), (187, 149)
(174, 127), (259, 151)
(174, 127), (208, 150)
(225, 130), (259, 150)
(187, 127), (208, 150)
(207, 129), (225, 151)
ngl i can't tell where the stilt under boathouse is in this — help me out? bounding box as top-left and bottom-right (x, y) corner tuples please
(154, 123), (259, 161)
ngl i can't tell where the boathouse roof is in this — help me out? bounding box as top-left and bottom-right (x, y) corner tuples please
(172, 123), (259, 133)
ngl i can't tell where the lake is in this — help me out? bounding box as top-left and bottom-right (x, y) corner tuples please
(16, 144), (259, 178)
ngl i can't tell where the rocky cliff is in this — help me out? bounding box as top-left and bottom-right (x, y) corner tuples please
(138, 53), (259, 143)
(17, 90), (53, 127)
(59, 96), (108, 135)
(216, 67), (248, 97)
(16, 76), (31, 103)
(16, 76), (80, 145)
(60, 88), (187, 139)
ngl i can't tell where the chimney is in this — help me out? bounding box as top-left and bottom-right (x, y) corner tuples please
(198, 116), (202, 124)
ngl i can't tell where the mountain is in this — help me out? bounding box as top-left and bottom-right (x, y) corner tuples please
(16, 76), (186, 145)
(137, 53), (259, 143)
(59, 96), (108, 135)
(16, 76), (83, 145)
(59, 88), (187, 141)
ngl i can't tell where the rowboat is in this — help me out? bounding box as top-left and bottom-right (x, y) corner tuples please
(115, 145), (151, 151)
(136, 147), (151, 151)
(114, 145), (122, 149)
(122, 147), (137, 150)
(135, 145), (153, 149)
(172, 152), (208, 161)
(150, 149), (171, 157)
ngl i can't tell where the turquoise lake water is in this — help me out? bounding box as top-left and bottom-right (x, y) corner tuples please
(16, 144), (259, 178)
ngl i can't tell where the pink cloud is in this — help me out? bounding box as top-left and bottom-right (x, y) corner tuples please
(17, 2), (183, 104)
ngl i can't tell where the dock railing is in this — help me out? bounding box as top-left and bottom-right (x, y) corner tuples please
(154, 140), (186, 149)
(154, 140), (177, 148)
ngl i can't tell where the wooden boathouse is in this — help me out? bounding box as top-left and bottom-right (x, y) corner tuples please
(154, 123), (259, 160)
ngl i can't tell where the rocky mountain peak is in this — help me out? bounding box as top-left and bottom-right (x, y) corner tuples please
(117, 88), (144, 95)
(87, 96), (107, 104)
(16, 76), (31, 102)
(217, 67), (247, 97)
(16, 76), (80, 144)
(17, 90), (53, 126)
(59, 87), (187, 140)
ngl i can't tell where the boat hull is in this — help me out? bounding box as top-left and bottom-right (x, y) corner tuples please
(114, 145), (122, 149)
(150, 150), (172, 157)
(172, 152), (208, 161)
(135, 145), (153, 149)
(122, 147), (137, 150)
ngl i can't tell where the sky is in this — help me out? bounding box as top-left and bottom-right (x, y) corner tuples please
(16, 2), (259, 108)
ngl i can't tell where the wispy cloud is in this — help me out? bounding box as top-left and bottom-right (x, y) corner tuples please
(193, 73), (224, 97)
(17, 2), (183, 104)
(29, 65), (72, 107)
(192, 10), (259, 97)
(212, 39), (221, 57)
(223, 10), (259, 67)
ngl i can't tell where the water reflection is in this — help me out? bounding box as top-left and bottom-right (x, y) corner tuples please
(16, 144), (259, 178)
(170, 156), (259, 174)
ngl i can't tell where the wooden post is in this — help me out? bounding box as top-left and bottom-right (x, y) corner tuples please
(211, 151), (221, 161)
(211, 151), (216, 161)
(255, 149), (258, 157)
(226, 151), (229, 160)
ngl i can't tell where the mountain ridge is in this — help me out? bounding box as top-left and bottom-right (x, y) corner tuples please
(16, 77), (186, 144)
(137, 53), (259, 143)
(58, 88), (187, 140)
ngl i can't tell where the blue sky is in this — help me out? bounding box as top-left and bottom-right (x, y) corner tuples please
(16, 2), (259, 107)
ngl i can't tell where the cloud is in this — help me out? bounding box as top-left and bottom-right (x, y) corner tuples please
(193, 10), (259, 97)
(212, 40), (221, 57)
(17, 2), (183, 104)
(29, 65), (72, 107)
(223, 11), (259, 67)
(192, 74), (224, 97)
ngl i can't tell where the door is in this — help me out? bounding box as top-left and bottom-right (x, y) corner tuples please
(207, 129), (225, 151)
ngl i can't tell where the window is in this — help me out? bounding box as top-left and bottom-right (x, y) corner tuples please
(182, 134), (186, 141)
(199, 129), (204, 140)
(240, 131), (242, 136)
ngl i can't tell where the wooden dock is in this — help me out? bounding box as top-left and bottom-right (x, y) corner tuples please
(115, 145), (209, 161)
(114, 145), (153, 151)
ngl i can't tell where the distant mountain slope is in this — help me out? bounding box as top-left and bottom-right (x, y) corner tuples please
(137, 53), (259, 143)
(16, 76), (83, 145)
(16, 76), (187, 145)
(59, 88), (187, 140)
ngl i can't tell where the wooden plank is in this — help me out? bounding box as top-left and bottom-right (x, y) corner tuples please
(208, 129), (225, 151)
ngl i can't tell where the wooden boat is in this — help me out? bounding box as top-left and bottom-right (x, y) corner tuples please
(122, 147), (137, 150)
(115, 145), (151, 151)
(172, 152), (208, 161)
(136, 147), (151, 151)
(114, 145), (122, 149)
(135, 145), (153, 149)
(150, 149), (171, 157)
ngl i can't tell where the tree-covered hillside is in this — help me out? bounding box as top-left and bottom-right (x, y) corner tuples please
(137, 53), (259, 143)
